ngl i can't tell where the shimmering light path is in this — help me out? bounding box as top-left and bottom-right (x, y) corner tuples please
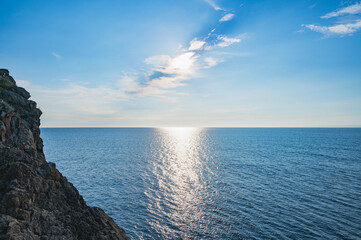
(145, 128), (211, 237)
(42, 128), (361, 239)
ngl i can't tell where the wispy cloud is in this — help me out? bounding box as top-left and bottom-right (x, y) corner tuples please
(51, 51), (62, 59)
(203, 57), (223, 68)
(304, 2), (361, 36)
(217, 35), (242, 47)
(120, 7), (245, 98)
(188, 38), (206, 50)
(204, 0), (223, 11)
(127, 32), (243, 97)
(309, 3), (317, 9)
(18, 80), (127, 117)
(321, 2), (361, 19)
(30, 0), (245, 117)
(219, 13), (235, 22)
(304, 20), (361, 35)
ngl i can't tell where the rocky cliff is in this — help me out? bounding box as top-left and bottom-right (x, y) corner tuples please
(0, 69), (129, 240)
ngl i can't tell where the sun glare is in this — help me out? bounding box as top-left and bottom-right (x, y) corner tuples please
(161, 127), (198, 138)
(168, 52), (196, 73)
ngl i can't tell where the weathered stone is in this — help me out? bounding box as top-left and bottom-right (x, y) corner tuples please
(10, 86), (31, 100)
(0, 69), (9, 76)
(1, 89), (27, 107)
(0, 121), (5, 143)
(0, 70), (130, 240)
(0, 70), (16, 88)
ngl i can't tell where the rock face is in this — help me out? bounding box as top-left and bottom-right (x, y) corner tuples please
(0, 69), (130, 240)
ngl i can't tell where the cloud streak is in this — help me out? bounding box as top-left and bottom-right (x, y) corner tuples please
(217, 36), (242, 47)
(321, 2), (361, 19)
(220, 13), (235, 22)
(304, 20), (361, 35)
(304, 2), (361, 36)
(188, 38), (206, 50)
(204, 0), (223, 11)
(51, 51), (62, 59)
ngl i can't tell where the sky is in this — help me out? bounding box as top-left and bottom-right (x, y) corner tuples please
(1, 0), (361, 127)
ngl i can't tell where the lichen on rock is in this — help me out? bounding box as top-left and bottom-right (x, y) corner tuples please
(0, 69), (130, 240)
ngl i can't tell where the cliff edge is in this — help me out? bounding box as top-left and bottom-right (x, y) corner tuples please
(0, 69), (129, 240)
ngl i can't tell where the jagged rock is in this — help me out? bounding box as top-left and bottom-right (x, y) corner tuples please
(0, 69), (9, 76)
(1, 89), (27, 107)
(0, 70), (130, 240)
(0, 69), (16, 87)
(9, 86), (30, 100)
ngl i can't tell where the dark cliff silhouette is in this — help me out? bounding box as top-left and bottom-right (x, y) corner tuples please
(0, 69), (130, 240)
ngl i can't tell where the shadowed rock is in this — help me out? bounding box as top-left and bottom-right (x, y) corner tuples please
(0, 69), (130, 240)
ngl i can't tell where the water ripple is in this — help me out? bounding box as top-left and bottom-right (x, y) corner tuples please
(42, 128), (361, 239)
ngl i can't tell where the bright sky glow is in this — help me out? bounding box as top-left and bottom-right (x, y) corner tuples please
(1, 0), (361, 127)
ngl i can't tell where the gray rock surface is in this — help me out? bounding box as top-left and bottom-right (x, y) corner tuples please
(0, 69), (130, 240)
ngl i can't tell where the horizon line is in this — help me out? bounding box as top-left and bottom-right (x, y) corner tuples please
(39, 126), (361, 128)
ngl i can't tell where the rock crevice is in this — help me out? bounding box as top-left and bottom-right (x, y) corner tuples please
(0, 69), (129, 240)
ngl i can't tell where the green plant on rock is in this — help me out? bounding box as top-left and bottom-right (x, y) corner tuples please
(8, 159), (16, 166)
(0, 76), (13, 89)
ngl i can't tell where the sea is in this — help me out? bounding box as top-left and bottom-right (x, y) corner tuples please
(41, 128), (361, 239)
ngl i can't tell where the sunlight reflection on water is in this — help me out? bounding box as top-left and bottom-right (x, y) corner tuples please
(144, 127), (213, 238)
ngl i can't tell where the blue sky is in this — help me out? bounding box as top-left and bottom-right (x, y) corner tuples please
(1, 0), (361, 127)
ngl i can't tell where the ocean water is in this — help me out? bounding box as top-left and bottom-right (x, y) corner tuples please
(41, 128), (361, 239)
